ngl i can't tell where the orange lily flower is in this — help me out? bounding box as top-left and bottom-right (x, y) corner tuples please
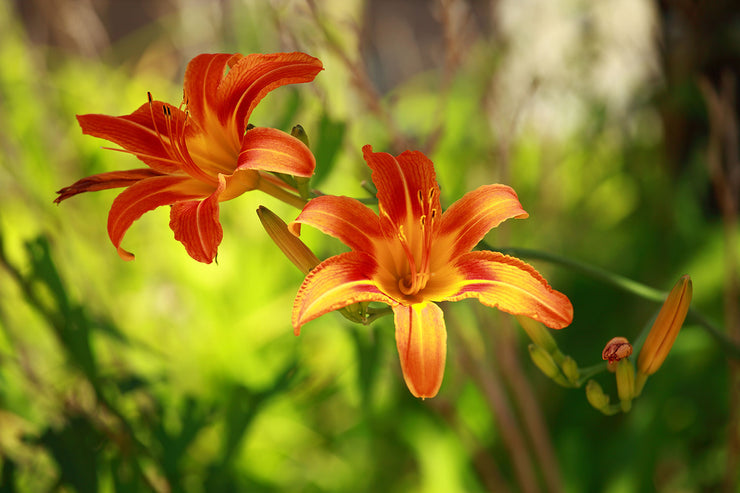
(291, 146), (574, 398)
(55, 52), (323, 263)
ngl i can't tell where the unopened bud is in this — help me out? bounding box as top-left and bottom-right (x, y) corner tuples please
(291, 124), (310, 147)
(616, 359), (635, 412)
(529, 344), (569, 386)
(602, 336), (633, 372)
(586, 380), (614, 414)
(257, 206), (320, 274)
(602, 337), (632, 362)
(290, 126), (312, 199)
(637, 275), (692, 376)
(561, 356), (580, 385)
(517, 316), (559, 355)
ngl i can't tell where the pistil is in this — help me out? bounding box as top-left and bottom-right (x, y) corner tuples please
(396, 188), (438, 297)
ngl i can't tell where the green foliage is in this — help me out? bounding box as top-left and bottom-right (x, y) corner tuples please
(0, 1), (737, 492)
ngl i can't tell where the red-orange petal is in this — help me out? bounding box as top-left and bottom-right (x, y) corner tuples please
(218, 52), (323, 135)
(438, 184), (529, 259)
(292, 251), (394, 335)
(290, 195), (383, 255)
(77, 101), (186, 174)
(237, 127), (315, 177)
(182, 53), (234, 130)
(55, 169), (164, 203)
(445, 251), (573, 329)
(393, 302), (447, 399)
(107, 175), (209, 261)
(362, 145), (441, 231)
(169, 175), (226, 264)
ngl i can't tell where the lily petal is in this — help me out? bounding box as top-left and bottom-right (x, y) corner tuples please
(219, 52), (324, 135)
(438, 184), (529, 260)
(182, 53), (235, 130)
(77, 101), (187, 174)
(55, 169), (165, 203)
(292, 251), (394, 334)
(445, 251), (573, 329)
(290, 195), (383, 255)
(393, 302), (447, 399)
(362, 145), (441, 229)
(237, 127), (315, 177)
(107, 175), (210, 261)
(169, 174), (226, 263)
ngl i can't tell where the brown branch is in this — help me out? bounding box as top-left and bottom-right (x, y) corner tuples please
(488, 311), (563, 493)
(304, 0), (410, 152)
(428, 398), (513, 493)
(450, 307), (542, 493)
(698, 71), (740, 493)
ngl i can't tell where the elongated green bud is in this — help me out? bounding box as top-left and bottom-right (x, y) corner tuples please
(529, 344), (569, 386)
(517, 316), (559, 355)
(586, 380), (610, 411)
(616, 359), (635, 412)
(257, 206), (320, 274)
(561, 356), (579, 386)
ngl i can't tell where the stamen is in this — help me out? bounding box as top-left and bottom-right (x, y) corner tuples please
(397, 225), (420, 295)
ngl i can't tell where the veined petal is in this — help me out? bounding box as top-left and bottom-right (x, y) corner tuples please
(445, 251), (573, 329)
(362, 145), (441, 230)
(77, 101), (187, 174)
(290, 195), (383, 255)
(182, 53), (235, 130)
(237, 127), (315, 177)
(393, 302), (447, 399)
(55, 169), (165, 203)
(292, 251), (394, 335)
(219, 52), (323, 135)
(107, 175), (211, 261)
(169, 174), (226, 264)
(438, 184), (529, 260)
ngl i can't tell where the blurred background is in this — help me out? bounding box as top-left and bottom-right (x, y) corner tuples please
(0, 0), (738, 491)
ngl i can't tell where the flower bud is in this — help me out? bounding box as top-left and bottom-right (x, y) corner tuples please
(517, 315), (559, 356)
(290, 125), (312, 199)
(257, 206), (320, 274)
(615, 359), (635, 411)
(602, 336), (633, 372)
(602, 337), (633, 362)
(528, 344), (569, 386)
(586, 380), (614, 414)
(561, 356), (580, 385)
(637, 275), (692, 376)
(291, 124), (310, 147)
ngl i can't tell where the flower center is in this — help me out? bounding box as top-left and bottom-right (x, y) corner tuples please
(148, 93), (217, 185)
(395, 188), (438, 297)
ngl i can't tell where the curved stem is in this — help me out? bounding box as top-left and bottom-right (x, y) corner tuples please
(489, 244), (740, 360)
(576, 362), (609, 386)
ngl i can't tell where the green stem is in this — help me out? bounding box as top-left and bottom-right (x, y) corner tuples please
(257, 176), (308, 209)
(490, 244), (740, 360)
(576, 362), (609, 386)
(493, 245), (665, 301)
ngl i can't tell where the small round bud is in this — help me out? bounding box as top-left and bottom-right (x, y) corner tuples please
(602, 337), (633, 363)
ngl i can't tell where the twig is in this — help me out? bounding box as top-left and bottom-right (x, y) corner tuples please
(698, 71), (740, 493)
(486, 309), (563, 493)
(305, 0), (410, 152)
(450, 307), (542, 493)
